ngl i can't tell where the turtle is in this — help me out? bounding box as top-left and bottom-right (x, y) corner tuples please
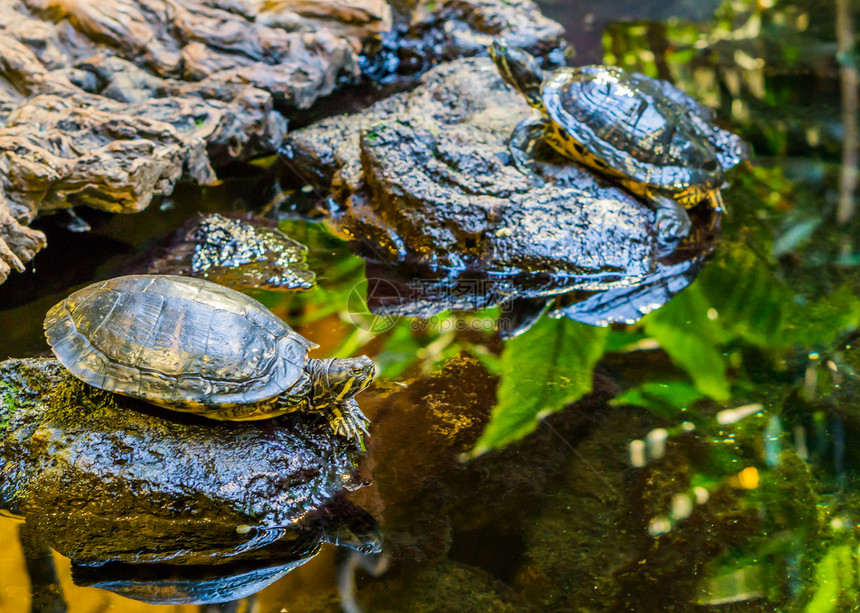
(489, 41), (749, 247)
(43, 274), (375, 444)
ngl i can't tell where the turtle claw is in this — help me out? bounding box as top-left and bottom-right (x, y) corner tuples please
(329, 399), (371, 448)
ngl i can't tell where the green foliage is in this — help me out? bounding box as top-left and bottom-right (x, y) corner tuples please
(0, 381), (15, 430)
(611, 382), (704, 421)
(785, 286), (860, 350)
(804, 543), (860, 612)
(697, 244), (791, 349)
(642, 284), (731, 401)
(374, 323), (428, 379)
(468, 317), (608, 456)
(251, 221), (367, 325)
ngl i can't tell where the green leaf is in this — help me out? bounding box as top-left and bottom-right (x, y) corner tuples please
(468, 317), (608, 456)
(642, 284), (731, 402)
(698, 244), (790, 349)
(374, 323), (426, 379)
(604, 328), (650, 353)
(804, 542), (859, 613)
(611, 381), (704, 420)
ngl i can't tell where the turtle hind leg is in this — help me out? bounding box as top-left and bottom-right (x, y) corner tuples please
(509, 116), (550, 187)
(327, 398), (370, 447)
(652, 194), (692, 256)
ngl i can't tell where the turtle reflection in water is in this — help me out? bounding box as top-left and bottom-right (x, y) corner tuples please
(43, 274), (375, 444)
(490, 41), (749, 248)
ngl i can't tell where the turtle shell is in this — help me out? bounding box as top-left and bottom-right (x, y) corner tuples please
(44, 275), (316, 412)
(541, 66), (728, 193)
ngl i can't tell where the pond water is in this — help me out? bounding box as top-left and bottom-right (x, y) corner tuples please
(1, 0), (859, 611)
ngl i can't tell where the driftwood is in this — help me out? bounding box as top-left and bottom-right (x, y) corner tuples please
(0, 0), (383, 283)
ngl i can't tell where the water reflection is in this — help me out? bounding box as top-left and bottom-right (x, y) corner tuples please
(20, 494), (380, 607)
(359, 200), (723, 336)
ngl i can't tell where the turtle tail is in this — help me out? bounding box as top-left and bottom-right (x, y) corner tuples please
(489, 41), (546, 112)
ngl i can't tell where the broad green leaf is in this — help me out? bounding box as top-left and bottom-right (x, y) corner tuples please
(374, 323), (427, 379)
(642, 283), (730, 401)
(804, 543), (859, 613)
(697, 245), (790, 349)
(611, 381), (705, 420)
(604, 328), (649, 353)
(468, 317), (608, 456)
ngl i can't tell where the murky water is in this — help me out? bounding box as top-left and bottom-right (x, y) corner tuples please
(1, 0), (859, 611)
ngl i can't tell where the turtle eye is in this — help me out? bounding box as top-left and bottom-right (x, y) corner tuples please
(351, 366), (365, 376)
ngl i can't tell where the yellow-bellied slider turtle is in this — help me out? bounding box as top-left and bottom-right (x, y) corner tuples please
(489, 41), (749, 246)
(44, 275), (375, 444)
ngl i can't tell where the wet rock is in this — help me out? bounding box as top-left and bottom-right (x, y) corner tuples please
(140, 213), (316, 291)
(359, 560), (540, 613)
(361, 0), (566, 81)
(282, 57), (664, 284)
(0, 358), (365, 566)
(545, 206), (722, 326)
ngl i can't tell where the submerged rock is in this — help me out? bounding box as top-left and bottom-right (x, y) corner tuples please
(360, 208), (719, 335)
(282, 57), (666, 284)
(140, 213), (316, 291)
(282, 57), (724, 335)
(0, 358), (365, 566)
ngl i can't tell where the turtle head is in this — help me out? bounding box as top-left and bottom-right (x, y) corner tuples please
(489, 41), (545, 110)
(315, 356), (376, 404)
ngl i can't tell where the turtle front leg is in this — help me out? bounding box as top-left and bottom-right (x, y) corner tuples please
(651, 194), (692, 256)
(327, 398), (370, 447)
(509, 116), (551, 187)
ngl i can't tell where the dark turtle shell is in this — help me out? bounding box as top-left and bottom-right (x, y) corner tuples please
(542, 66), (738, 194)
(44, 275), (316, 412)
